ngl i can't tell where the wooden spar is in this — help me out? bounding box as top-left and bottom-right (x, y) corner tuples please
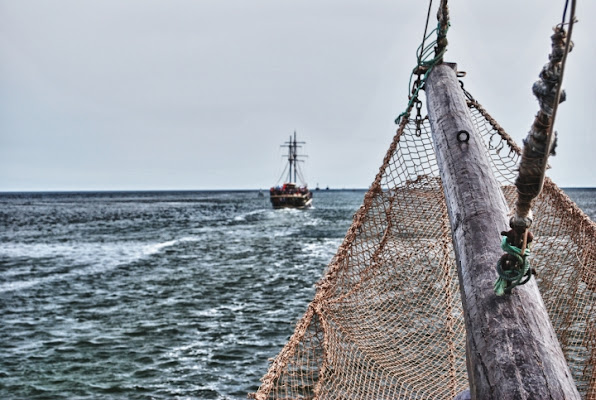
(425, 63), (580, 399)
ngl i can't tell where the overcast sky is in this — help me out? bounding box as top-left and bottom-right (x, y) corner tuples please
(1, 0), (594, 191)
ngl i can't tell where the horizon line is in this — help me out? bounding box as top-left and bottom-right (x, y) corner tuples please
(0, 187), (372, 194)
(1, 186), (595, 194)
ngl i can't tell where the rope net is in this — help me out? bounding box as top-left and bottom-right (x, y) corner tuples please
(250, 96), (596, 399)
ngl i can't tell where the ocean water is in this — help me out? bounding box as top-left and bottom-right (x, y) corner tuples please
(0, 190), (363, 399)
(0, 188), (593, 399)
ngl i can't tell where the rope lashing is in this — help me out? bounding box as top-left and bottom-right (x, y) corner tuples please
(435, 0), (449, 58)
(514, 3), (575, 223)
(395, 0), (450, 125)
(495, 0), (576, 296)
(494, 234), (534, 296)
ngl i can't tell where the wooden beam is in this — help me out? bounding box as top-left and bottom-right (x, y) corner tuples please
(425, 63), (579, 399)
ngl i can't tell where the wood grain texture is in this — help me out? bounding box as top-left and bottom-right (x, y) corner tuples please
(426, 63), (579, 400)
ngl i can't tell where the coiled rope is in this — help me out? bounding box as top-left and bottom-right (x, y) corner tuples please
(494, 237), (532, 296)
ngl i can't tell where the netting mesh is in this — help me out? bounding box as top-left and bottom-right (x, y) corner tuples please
(251, 99), (596, 399)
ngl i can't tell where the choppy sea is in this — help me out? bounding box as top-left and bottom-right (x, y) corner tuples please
(0, 188), (594, 399)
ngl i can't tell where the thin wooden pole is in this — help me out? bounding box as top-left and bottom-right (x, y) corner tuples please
(425, 63), (579, 399)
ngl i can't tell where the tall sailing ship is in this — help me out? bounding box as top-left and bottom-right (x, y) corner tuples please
(269, 131), (313, 209)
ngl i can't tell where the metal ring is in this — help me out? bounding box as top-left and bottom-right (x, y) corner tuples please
(457, 130), (470, 143)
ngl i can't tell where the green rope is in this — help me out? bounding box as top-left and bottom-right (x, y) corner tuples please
(494, 236), (532, 296)
(395, 22), (450, 125)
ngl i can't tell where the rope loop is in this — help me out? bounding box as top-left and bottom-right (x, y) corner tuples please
(494, 236), (533, 296)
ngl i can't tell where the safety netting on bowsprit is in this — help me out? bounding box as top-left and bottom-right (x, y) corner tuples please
(249, 95), (596, 399)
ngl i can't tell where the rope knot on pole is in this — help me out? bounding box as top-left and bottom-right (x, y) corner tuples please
(395, 0), (450, 126)
(496, 2), (576, 296)
(533, 26), (572, 117)
(494, 226), (535, 296)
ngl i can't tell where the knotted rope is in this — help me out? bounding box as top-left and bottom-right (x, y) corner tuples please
(494, 236), (533, 296)
(395, 0), (450, 126)
(495, 0), (576, 295)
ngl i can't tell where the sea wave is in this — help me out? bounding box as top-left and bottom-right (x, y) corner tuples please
(0, 237), (200, 294)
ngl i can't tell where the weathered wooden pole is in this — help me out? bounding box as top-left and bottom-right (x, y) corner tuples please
(425, 63), (579, 399)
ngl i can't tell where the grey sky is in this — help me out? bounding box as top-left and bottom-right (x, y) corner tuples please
(1, 0), (594, 191)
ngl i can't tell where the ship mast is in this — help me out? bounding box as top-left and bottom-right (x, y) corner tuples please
(282, 131), (306, 184)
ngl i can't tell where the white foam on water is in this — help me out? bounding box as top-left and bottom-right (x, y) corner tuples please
(304, 217), (323, 227)
(233, 209), (268, 222)
(143, 239), (179, 255)
(143, 236), (199, 256)
(302, 239), (342, 258)
(0, 236), (201, 294)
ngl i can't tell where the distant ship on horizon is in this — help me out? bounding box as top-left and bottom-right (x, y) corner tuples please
(269, 131), (313, 209)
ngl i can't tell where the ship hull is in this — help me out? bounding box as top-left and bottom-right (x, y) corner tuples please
(270, 192), (313, 209)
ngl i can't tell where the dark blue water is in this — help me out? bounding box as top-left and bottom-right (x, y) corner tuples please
(564, 188), (596, 222)
(0, 188), (593, 399)
(0, 190), (364, 399)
